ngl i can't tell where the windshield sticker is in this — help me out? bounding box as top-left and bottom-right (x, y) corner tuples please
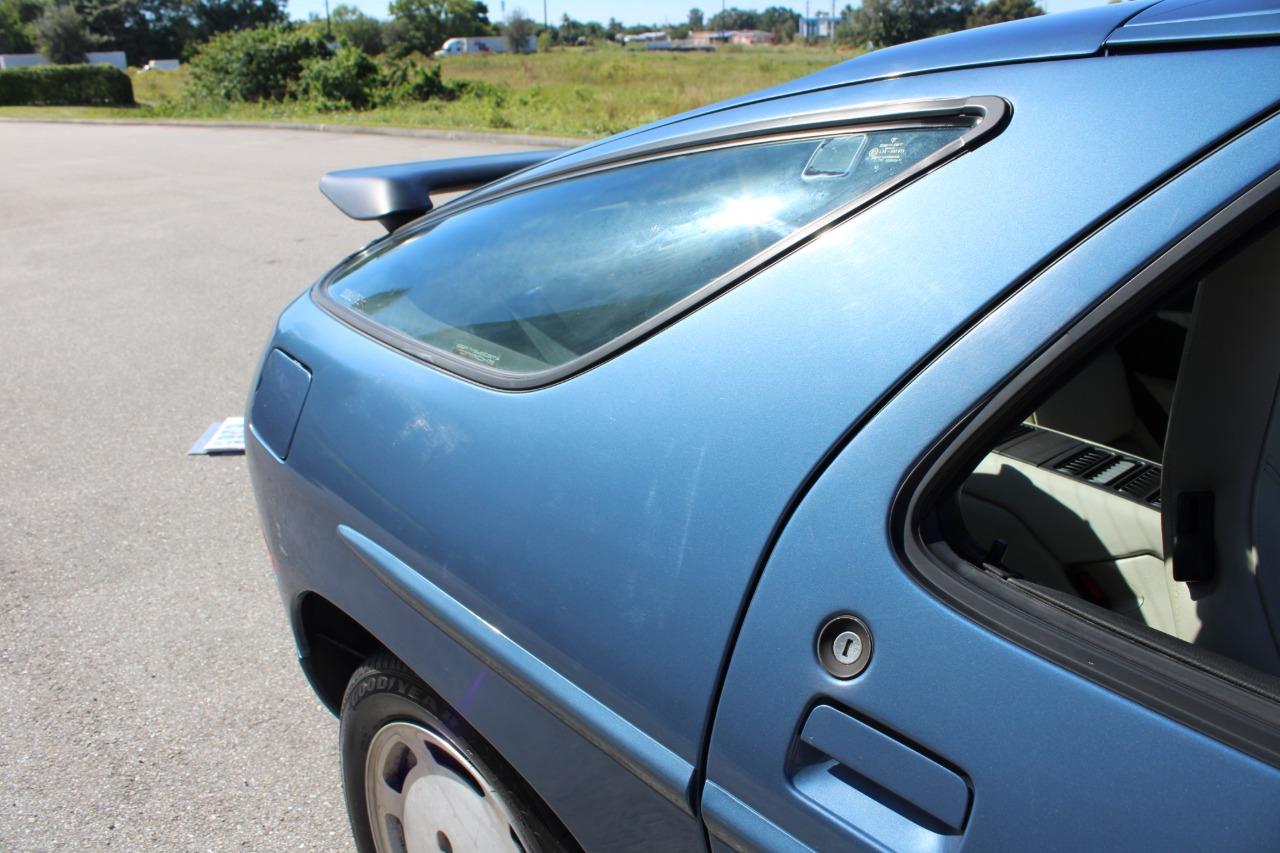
(337, 288), (365, 307)
(867, 137), (907, 164)
(453, 343), (501, 366)
(803, 135), (867, 179)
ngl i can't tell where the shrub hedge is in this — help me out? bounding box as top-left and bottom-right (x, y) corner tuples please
(184, 24), (461, 111)
(0, 64), (135, 106)
(187, 25), (330, 102)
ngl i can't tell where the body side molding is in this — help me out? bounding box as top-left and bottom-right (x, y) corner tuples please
(337, 524), (696, 814)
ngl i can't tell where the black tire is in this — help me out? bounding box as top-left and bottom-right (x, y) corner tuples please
(339, 651), (573, 853)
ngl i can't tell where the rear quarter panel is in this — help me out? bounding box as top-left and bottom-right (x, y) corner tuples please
(249, 45), (1280, 849)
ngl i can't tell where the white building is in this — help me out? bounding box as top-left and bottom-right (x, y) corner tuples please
(799, 13), (836, 40)
(0, 51), (128, 70)
(622, 31), (670, 44)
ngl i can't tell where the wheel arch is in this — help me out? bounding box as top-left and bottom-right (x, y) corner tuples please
(295, 591), (386, 715)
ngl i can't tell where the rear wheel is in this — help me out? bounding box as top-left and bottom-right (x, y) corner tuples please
(340, 652), (564, 853)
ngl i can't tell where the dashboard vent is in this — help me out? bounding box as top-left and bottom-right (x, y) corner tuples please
(1089, 458), (1140, 485)
(1055, 447), (1112, 478)
(1118, 466), (1161, 501)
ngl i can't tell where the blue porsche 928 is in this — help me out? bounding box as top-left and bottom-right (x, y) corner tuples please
(247, 1), (1280, 849)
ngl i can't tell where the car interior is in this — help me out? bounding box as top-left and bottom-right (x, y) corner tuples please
(943, 220), (1280, 678)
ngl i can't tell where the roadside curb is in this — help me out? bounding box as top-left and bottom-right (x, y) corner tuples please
(0, 116), (590, 147)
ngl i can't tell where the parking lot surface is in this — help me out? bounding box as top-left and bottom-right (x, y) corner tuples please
(0, 122), (541, 851)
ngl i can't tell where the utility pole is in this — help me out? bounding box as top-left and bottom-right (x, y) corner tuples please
(324, 0), (332, 40)
(543, 0), (548, 30)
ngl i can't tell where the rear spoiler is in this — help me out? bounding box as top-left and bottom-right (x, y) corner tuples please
(319, 149), (568, 231)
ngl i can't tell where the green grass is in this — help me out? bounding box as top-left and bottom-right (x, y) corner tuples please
(0, 45), (855, 139)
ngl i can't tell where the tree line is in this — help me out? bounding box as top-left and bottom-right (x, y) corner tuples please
(0, 0), (288, 62)
(0, 0), (498, 63)
(687, 0), (1044, 47)
(558, 1), (1043, 48)
(1, 0), (1046, 67)
(836, 0), (1044, 47)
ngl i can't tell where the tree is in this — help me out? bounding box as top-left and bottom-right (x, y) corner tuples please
(555, 12), (584, 43)
(966, 0), (1042, 28)
(687, 7), (703, 29)
(187, 23), (329, 101)
(551, 13), (605, 43)
(37, 4), (97, 62)
(73, 0), (184, 63)
(759, 5), (799, 39)
(0, 0), (45, 52)
(503, 7), (533, 52)
(443, 0), (491, 36)
(193, 0), (287, 42)
(387, 0), (491, 55)
(708, 7), (760, 30)
(67, 0), (284, 65)
(330, 4), (385, 54)
(836, 0), (974, 48)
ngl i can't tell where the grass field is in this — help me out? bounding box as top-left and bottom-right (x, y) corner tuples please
(0, 45), (854, 139)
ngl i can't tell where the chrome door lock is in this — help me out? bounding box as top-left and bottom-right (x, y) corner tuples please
(817, 615), (873, 679)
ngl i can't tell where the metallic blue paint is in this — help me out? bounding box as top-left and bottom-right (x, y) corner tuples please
(246, 14), (1280, 851)
(338, 524), (694, 812)
(701, 784), (811, 853)
(1108, 0), (1280, 46)
(797, 705), (971, 833)
(250, 441), (708, 850)
(249, 348), (310, 460)
(703, 100), (1280, 853)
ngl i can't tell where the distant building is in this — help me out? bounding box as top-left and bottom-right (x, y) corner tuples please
(686, 30), (729, 46)
(686, 29), (775, 46)
(799, 13), (836, 40)
(0, 53), (45, 69)
(728, 30), (775, 45)
(622, 31), (671, 44)
(0, 51), (128, 70)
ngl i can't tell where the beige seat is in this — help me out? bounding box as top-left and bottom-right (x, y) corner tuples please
(960, 452), (1189, 634)
(1162, 224), (1280, 675)
(1032, 347), (1162, 460)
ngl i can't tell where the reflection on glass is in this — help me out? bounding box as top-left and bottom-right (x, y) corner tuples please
(329, 127), (966, 375)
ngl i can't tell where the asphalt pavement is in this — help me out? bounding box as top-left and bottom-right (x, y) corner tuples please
(0, 122), (544, 852)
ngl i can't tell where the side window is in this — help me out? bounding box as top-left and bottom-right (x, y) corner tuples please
(936, 220), (1280, 680)
(321, 127), (968, 379)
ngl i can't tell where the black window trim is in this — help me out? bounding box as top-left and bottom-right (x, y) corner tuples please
(897, 167), (1280, 769)
(311, 95), (1009, 391)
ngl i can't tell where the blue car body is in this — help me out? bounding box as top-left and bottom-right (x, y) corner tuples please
(248, 2), (1280, 848)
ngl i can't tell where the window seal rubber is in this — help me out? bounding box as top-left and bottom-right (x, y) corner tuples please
(310, 95), (1009, 392)
(895, 166), (1280, 769)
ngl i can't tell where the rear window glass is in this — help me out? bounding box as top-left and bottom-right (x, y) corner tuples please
(325, 127), (966, 376)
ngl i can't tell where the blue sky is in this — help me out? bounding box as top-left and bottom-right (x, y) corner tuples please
(290, 0), (1110, 28)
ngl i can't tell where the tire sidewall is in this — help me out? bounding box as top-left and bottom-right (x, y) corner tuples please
(340, 665), (545, 853)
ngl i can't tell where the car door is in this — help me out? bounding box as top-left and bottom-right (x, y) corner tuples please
(701, 70), (1280, 853)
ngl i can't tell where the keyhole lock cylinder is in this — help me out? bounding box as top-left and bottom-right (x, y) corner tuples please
(817, 615), (873, 679)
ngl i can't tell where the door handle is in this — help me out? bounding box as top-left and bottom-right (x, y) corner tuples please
(797, 704), (971, 833)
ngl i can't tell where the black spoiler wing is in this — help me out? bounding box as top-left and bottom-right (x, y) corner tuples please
(319, 148), (568, 231)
